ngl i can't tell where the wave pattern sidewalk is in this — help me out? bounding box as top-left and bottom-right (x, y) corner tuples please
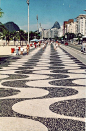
(0, 44), (86, 131)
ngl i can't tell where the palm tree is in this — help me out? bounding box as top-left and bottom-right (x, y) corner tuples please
(0, 8), (4, 40)
(0, 8), (4, 17)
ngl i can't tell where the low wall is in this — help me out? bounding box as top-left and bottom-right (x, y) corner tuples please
(0, 40), (27, 46)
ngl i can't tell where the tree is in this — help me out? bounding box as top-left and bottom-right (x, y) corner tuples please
(18, 30), (28, 45)
(64, 33), (76, 40)
(0, 8), (4, 17)
(0, 8), (5, 39)
(77, 33), (82, 43)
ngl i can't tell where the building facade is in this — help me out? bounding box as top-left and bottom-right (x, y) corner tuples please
(63, 19), (75, 35)
(41, 28), (58, 39)
(39, 14), (86, 39)
(63, 21), (67, 35)
(66, 22), (77, 34)
(58, 26), (63, 37)
(76, 14), (86, 36)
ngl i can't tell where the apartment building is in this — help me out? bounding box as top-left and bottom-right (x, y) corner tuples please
(66, 22), (77, 34)
(63, 21), (67, 35)
(58, 26), (63, 37)
(41, 28), (58, 39)
(76, 14), (86, 36)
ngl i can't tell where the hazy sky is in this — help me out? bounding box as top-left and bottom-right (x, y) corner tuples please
(0, 0), (86, 31)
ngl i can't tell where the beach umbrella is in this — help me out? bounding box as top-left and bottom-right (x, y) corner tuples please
(31, 39), (39, 42)
(39, 39), (44, 41)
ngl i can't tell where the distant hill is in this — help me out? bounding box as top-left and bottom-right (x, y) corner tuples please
(4, 22), (20, 32)
(51, 21), (60, 29)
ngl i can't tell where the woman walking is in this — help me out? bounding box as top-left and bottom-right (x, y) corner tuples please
(26, 45), (30, 55)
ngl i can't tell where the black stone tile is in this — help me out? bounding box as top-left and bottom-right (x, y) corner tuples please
(48, 74), (69, 79)
(39, 87), (78, 98)
(15, 70), (33, 74)
(0, 88), (20, 97)
(1, 78), (78, 98)
(49, 79), (85, 86)
(49, 98), (86, 118)
(18, 66), (33, 70)
(5, 74), (28, 79)
(49, 66), (65, 69)
(0, 99), (85, 130)
(2, 80), (29, 88)
(51, 69), (68, 73)
(36, 117), (85, 131)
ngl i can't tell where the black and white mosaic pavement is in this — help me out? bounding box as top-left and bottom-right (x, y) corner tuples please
(0, 44), (86, 131)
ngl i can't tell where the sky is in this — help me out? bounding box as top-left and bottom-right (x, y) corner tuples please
(0, 0), (86, 32)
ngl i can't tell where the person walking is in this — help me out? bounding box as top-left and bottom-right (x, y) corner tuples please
(26, 45), (30, 55)
(15, 45), (19, 55)
(20, 45), (24, 55)
(34, 42), (37, 48)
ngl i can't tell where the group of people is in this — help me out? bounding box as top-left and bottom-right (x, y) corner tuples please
(54, 41), (61, 50)
(33, 41), (41, 48)
(15, 45), (30, 55)
(15, 40), (60, 55)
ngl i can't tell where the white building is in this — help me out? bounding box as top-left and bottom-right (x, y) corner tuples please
(76, 14), (86, 36)
(66, 22), (77, 34)
(51, 28), (58, 38)
(58, 26), (63, 37)
(41, 28), (58, 39)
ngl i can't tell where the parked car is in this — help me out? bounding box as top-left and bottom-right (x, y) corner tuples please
(65, 42), (68, 46)
(81, 36), (86, 53)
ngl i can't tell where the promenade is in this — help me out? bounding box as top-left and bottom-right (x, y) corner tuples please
(0, 43), (86, 131)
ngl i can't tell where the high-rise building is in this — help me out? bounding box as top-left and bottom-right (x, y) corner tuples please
(63, 21), (67, 35)
(58, 26), (63, 37)
(41, 28), (58, 39)
(66, 22), (77, 34)
(76, 14), (86, 36)
(63, 19), (74, 35)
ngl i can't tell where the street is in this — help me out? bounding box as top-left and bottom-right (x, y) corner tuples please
(0, 43), (86, 131)
(68, 43), (82, 51)
(61, 44), (86, 65)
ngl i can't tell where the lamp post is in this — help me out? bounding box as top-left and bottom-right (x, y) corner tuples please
(84, 9), (86, 19)
(36, 15), (38, 33)
(27, 0), (29, 45)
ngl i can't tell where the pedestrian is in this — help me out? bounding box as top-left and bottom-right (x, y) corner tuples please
(26, 45), (30, 55)
(55, 43), (58, 48)
(34, 42), (37, 48)
(20, 45), (24, 55)
(15, 45), (19, 55)
(38, 41), (41, 47)
(43, 43), (46, 50)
